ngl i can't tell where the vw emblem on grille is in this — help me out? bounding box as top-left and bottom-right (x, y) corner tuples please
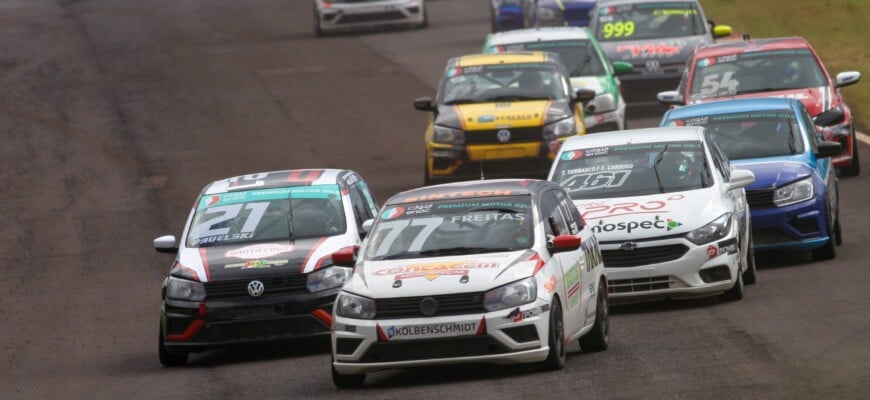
(247, 280), (265, 297)
(619, 242), (638, 251)
(645, 60), (661, 72)
(496, 129), (511, 143)
(420, 297), (438, 316)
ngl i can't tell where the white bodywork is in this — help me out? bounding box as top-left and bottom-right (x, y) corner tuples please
(314, 0), (426, 34)
(548, 127), (753, 302)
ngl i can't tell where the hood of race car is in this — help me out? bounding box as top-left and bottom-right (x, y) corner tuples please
(694, 86), (832, 116)
(731, 160), (813, 191)
(573, 189), (724, 241)
(600, 36), (707, 68)
(344, 250), (539, 299)
(435, 100), (570, 130)
(176, 236), (354, 282)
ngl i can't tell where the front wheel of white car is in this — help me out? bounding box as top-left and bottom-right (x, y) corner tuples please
(540, 299), (566, 371)
(579, 280), (609, 352)
(720, 264), (744, 302)
(743, 231), (757, 285)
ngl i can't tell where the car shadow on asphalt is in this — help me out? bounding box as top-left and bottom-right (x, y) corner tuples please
(185, 335), (332, 367)
(361, 361), (548, 389)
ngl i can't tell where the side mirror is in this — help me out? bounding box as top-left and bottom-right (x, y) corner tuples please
(657, 90), (684, 106)
(813, 107), (845, 127)
(548, 234), (582, 253)
(815, 140), (843, 159)
(727, 169), (756, 191)
(573, 88), (596, 105)
(414, 97), (435, 112)
(331, 247), (357, 267)
(154, 235), (178, 254)
(835, 71), (861, 88)
(611, 61), (634, 76)
(712, 25), (732, 39)
(362, 219), (374, 234)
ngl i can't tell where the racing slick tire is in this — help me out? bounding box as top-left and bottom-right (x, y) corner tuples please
(158, 324), (188, 367)
(579, 280), (609, 352)
(423, 160), (432, 186)
(743, 231), (757, 285)
(540, 299), (566, 371)
(417, 3), (429, 29)
(720, 263), (744, 302)
(314, 9), (325, 37)
(812, 204), (837, 261)
(331, 358), (365, 388)
(840, 130), (860, 177)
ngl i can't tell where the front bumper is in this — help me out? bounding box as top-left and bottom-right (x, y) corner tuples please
(584, 104), (626, 133)
(748, 199), (829, 251)
(602, 235), (740, 303)
(317, 1), (425, 33)
(618, 70), (683, 106)
(427, 139), (566, 182)
(332, 301), (552, 374)
(161, 289), (338, 352)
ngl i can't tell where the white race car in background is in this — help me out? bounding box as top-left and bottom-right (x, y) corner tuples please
(329, 179), (608, 387)
(548, 127), (757, 304)
(314, 0), (427, 36)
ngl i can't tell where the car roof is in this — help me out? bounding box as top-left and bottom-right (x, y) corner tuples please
(385, 179), (553, 205)
(665, 98), (798, 120)
(451, 52), (555, 67)
(487, 27), (592, 45)
(202, 169), (353, 195)
(560, 127), (707, 151)
(695, 37), (812, 58)
(597, 0), (700, 6)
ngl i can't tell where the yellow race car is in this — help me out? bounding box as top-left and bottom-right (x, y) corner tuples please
(415, 52), (595, 184)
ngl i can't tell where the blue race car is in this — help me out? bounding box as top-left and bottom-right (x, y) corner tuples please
(526, 0), (598, 28)
(661, 98), (844, 261)
(490, 0), (525, 32)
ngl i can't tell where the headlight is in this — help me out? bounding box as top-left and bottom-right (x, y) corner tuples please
(335, 291), (376, 319)
(543, 117), (576, 139)
(537, 7), (560, 21)
(586, 93), (616, 114)
(166, 276), (206, 301)
(773, 177), (814, 207)
(433, 125), (465, 144)
(484, 277), (537, 312)
(686, 213), (732, 245)
(307, 266), (352, 292)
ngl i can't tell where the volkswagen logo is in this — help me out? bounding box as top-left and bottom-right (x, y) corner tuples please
(420, 297), (438, 316)
(496, 129), (511, 143)
(645, 60), (661, 73)
(247, 280), (265, 297)
(619, 242), (638, 251)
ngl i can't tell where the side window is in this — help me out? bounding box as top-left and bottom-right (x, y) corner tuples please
(357, 179), (379, 216)
(798, 104), (820, 152)
(348, 183), (373, 231)
(705, 130), (730, 181)
(540, 190), (570, 236)
(554, 189), (583, 234)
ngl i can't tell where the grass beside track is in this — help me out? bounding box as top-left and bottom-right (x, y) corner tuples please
(701, 0), (869, 129)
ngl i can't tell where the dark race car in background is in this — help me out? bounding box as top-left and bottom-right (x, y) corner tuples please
(491, 0), (525, 32)
(657, 37), (862, 176)
(588, 0), (730, 106)
(524, 0), (598, 29)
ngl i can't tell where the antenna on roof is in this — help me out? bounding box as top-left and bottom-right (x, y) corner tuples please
(742, 34), (751, 41)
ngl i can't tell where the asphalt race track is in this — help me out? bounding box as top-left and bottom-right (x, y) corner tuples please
(2, 1), (868, 398)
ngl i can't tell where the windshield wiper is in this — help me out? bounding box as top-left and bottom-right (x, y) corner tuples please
(483, 95), (552, 102)
(286, 196), (295, 242)
(444, 98), (478, 105)
(420, 246), (514, 256)
(651, 144), (670, 194)
(570, 41), (594, 77)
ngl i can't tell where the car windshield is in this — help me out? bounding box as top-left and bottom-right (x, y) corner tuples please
(364, 196), (534, 260)
(595, 1), (705, 41)
(487, 40), (606, 77)
(440, 62), (569, 104)
(665, 111), (805, 159)
(186, 185), (346, 247)
(689, 49), (828, 100)
(552, 140), (712, 200)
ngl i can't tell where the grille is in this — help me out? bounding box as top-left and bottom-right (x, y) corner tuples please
(790, 216), (820, 235)
(336, 338), (364, 355)
(601, 244), (689, 268)
(502, 325), (540, 343)
(608, 276), (673, 294)
(454, 158), (550, 179)
(753, 227), (794, 245)
(464, 126), (543, 144)
(746, 189), (775, 209)
(204, 275), (308, 300)
(375, 292), (486, 319)
(620, 77), (681, 103)
(361, 336), (508, 363)
(193, 316), (328, 343)
(337, 11), (406, 24)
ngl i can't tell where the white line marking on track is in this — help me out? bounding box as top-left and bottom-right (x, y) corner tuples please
(857, 131), (870, 145)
